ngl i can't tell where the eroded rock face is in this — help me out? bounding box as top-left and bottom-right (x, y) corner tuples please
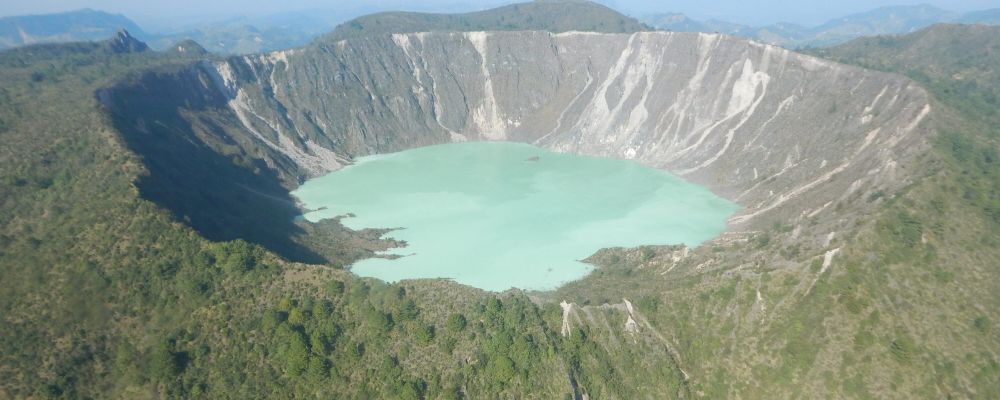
(109, 31), (933, 228)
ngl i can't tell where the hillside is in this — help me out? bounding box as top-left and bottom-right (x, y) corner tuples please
(811, 24), (1000, 105)
(644, 4), (1000, 48)
(957, 8), (1000, 24)
(321, 0), (649, 43)
(150, 24), (314, 55)
(1, 4), (1000, 400)
(551, 23), (1000, 398)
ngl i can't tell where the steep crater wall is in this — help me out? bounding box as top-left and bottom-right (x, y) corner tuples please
(101, 31), (933, 260)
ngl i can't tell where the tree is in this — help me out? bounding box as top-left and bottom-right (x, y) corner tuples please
(447, 313), (467, 332)
(442, 383), (464, 400)
(285, 333), (310, 376)
(262, 309), (285, 331)
(306, 356), (330, 384)
(398, 380), (424, 400)
(415, 324), (435, 344)
(398, 299), (420, 321)
(484, 298), (502, 317)
(487, 355), (516, 384)
(310, 333), (329, 356)
(277, 297), (293, 312)
(288, 307), (306, 326)
(974, 316), (991, 333)
(327, 280), (345, 295)
(365, 308), (393, 335)
(215, 240), (258, 273)
(149, 341), (179, 381)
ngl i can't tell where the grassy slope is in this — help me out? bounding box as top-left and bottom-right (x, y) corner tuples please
(802, 25), (1000, 397)
(805, 26), (1000, 396)
(727, 24), (1000, 397)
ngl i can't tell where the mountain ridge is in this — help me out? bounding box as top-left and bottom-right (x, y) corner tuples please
(319, 0), (650, 43)
(644, 4), (1000, 48)
(0, 8), (146, 49)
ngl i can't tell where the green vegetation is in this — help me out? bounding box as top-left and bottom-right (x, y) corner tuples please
(0, 33), (684, 399)
(546, 23), (1000, 398)
(320, 0), (649, 43)
(3, 18), (1000, 400)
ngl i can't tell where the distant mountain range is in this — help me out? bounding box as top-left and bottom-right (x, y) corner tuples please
(0, 8), (372, 54)
(2, 3), (1000, 54)
(0, 8), (146, 49)
(642, 4), (1000, 48)
(143, 8), (386, 54)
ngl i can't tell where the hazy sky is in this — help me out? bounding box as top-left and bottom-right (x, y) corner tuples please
(3, 0), (1000, 27)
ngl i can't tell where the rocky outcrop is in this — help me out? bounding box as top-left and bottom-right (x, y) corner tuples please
(168, 39), (208, 55)
(171, 30), (931, 228)
(107, 29), (148, 53)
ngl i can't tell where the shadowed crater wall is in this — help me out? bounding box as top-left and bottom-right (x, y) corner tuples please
(100, 31), (934, 263)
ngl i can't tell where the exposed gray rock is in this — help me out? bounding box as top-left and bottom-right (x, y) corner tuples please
(107, 29), (148, 53)
(106, 30), (933, 231)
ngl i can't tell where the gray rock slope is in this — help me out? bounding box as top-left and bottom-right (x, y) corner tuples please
(107, 31), (933, 229)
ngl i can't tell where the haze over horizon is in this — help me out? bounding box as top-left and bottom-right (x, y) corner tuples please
(3, 0), (1000, 28)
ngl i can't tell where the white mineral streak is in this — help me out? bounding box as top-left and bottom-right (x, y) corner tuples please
(560, 301), (573, 337)
(207, 60), (343, 175)
(676, 58), (771, 175)
(623, 298), (639, 334)
(756, 288), (766, 318)
(203, 31), (931, 227)
(805, 247), (841, 296)
(466, 32), (507, 140)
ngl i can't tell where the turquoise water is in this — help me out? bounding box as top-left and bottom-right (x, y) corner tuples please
(293, 142), (739, 291)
